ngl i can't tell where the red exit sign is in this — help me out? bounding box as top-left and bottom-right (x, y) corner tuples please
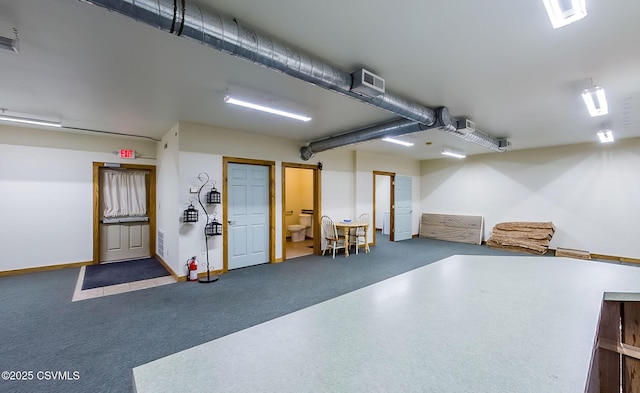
(119, 149), (135, 159)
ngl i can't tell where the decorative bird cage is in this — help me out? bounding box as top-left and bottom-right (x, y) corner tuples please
(206, 184), (221, 204)
(183, 202), (199, 223)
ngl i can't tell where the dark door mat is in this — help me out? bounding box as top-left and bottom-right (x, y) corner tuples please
(82, 257), (170, 290)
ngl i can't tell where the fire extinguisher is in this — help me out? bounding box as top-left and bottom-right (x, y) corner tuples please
(187, 256), (198, 281)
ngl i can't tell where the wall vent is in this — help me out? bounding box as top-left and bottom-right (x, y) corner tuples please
(157, 229), (165, 258)
(351, 68), (385, 97)
(498, 138), (511, 149)
(456, 118), (476, 134)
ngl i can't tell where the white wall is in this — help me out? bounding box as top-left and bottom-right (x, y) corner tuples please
(317, 149), (355, 223)
(177, 122), (384, 260)
(155, 124), (181, 275)
(178, 151), (223, 274)
(0, 125), (156, 271)
(178, 122), (309, 262)
(178, 122), (412, 262)
(355, 150), (421, 243)
(420, 138), (640, 259)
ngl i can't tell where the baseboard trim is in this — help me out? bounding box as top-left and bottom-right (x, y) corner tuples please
(155, 254), (180, 281)
(3, 248), (638, 279)
(590, 253), (640, 264)
(179, 269), (225, 282)
(0, 260), (93, 277)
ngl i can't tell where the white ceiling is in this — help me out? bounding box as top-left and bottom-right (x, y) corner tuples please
(1, 0), (639, 160)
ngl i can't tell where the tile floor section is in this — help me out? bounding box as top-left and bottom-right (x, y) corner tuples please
(286, 238), (314, 259)
(72, 265), (176, 302)
(74, 237), (314, 301)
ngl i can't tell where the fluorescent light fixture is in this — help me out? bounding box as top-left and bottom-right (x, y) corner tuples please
(543, 0), (587, 29)
(441, 147), (466, 159)
(0, 113), (62, 128)
(581, 85), (608, 117)
(224, 95), (311, 122)
(382, 137), (414, 147)
(597, 129), (614, 143)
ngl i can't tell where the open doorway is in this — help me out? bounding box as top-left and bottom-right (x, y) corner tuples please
(373, 171), (395, 244)
(282, 163), (321, 260)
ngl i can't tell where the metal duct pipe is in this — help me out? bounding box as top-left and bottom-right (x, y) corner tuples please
(438, 118), (508, 153)
(463, 131), (508, 152)
(81, 0), (437, 126)
(299, 119), (428, 160)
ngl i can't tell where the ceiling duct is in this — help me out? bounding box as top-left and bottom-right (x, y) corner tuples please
(81, 0), (435, 126)
(81, 0), (508, 157)
(451, 118), (508, 152)
(300, 118), (428, 160)
(351, 68), (385, 97)
(0, 28), (18, 53)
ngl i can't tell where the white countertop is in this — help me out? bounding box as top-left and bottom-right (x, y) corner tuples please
(133, 255), (640, 393)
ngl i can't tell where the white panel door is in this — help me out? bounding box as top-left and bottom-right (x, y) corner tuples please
(228, 163), (269, 269)
(99, 167), (150, 263)
(100, 222), (150, 262)
(394, 175), (412, 241)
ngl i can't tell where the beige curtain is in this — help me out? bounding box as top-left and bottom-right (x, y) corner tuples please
(102, 170), (147, 218)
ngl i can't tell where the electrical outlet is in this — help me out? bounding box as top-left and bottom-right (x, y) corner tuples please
(190, 187), (199, 193)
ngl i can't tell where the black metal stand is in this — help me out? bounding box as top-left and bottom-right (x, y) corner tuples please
(196, 173), (219, 284)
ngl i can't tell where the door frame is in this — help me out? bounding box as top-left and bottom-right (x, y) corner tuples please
(372, 171), (395, 244)
(92, 162), (157, 264)
(223, 157), (276, 272)
(281, 162), (322, 260)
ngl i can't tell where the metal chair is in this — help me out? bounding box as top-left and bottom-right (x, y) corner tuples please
(321, 215), (345, 258)
(350, 213), (370, 254)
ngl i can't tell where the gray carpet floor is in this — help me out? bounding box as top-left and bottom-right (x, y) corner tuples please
(0, 235), (535, 393)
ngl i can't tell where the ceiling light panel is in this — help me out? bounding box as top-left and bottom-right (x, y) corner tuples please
(582, 86), (608, 117)
(382, 137), (414, 147)
(597, 129), (614, 143)
(543, 0), (588, 28)
(0, 113), (61, 128)
(224, 95), (312, 122)
(441, 147), (466, 159)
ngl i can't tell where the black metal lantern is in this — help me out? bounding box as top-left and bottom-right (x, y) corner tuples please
(183, 202), (199, 223)
(206, 186), (221, 204)
(205, 217), (222, 236)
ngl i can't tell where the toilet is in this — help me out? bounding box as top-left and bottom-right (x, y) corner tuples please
(288, 213), (313, 242)
(287, 224), (306, 242)
(299, 213), (312, 237)
(300, 210), (313, 238)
